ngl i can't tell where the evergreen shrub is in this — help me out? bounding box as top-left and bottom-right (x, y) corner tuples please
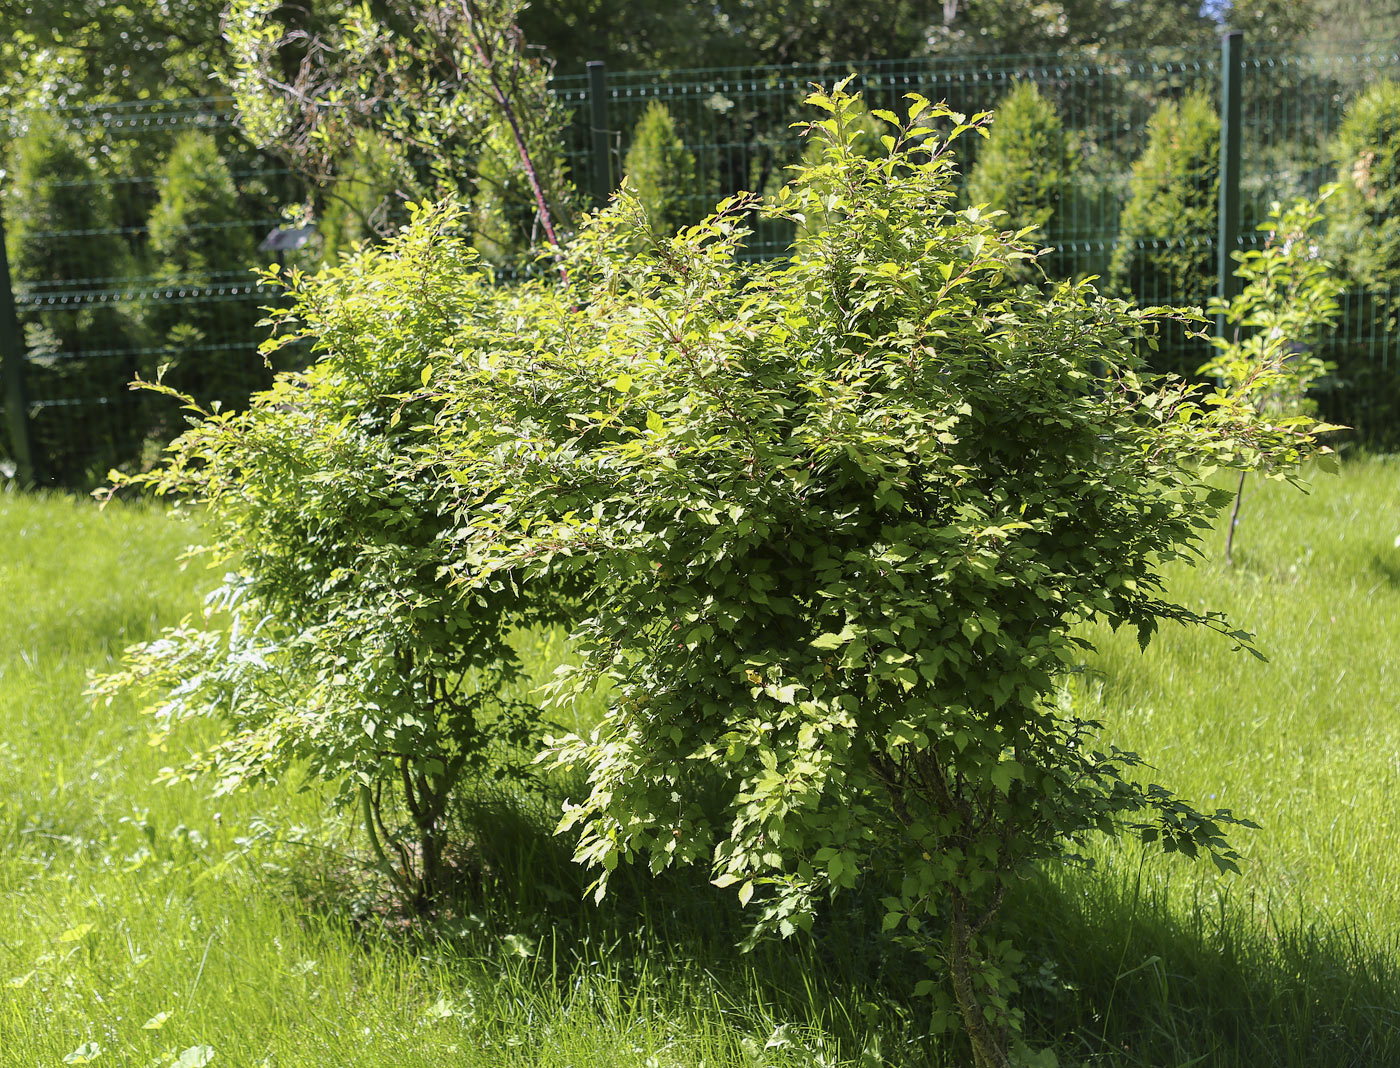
(3, 112), (141, 481)
(1321, 79), (1400, 449)
(622, 101), (698, 237)
(1109, 89), (1219, 376)
(965, 81), (1066, 237)
(146, 130), (266, 410)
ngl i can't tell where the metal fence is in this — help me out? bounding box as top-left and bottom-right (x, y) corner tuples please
(4, 41), (1400, 486)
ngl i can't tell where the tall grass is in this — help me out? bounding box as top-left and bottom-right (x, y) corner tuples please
(0, 457), (1396, 1067)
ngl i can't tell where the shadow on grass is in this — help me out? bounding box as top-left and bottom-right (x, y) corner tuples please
(284, 786), (1400, 1068)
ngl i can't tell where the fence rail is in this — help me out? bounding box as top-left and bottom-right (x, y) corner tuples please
(3, 40), (1400, 485)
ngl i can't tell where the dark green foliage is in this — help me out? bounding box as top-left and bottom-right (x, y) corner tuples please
(1109, 89), (1220, 305)
(1320, 80), (1400, 450)
(1109, 89), (1219, 378)
(965, 81), (1066, 271)
(3, 112), (141, 481)
(1327, 80), (1400, 291)
(145, 130), (265, 408)
(623, 102), (698, 237)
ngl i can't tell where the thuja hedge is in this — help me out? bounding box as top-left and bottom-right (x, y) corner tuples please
(101, 86), (1326, 1068)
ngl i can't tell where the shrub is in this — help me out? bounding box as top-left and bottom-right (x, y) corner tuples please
(1319, 79), (1400, 450)
(1326, 79), (1400, 289)
(94, 208), (569, 906)
(426, 87), (1325, 1067)
(145, 131), (265, 409)
(99, 84), (1327, 1068)
(965, 81), (1066, 236)
(1109, 89), (1219, 374)
(622, 101), (698, 237)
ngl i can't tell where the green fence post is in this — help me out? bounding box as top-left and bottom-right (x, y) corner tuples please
(0, 206), (36, 487)
(587, 61), (612, 209)
(1217, 29), (1243, 339)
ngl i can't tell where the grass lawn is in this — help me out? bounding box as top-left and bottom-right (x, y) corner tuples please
(0, 456), (1396, 1067)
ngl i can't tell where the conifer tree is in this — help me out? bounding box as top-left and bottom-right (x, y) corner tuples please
(1327, 80), (1400, 291)
(1320, 79), (1400, 448)
(622, 101), (698, 236)
(966, 81), (1066, 235)
(1109, 90), (1219, 304)
(4, 112), (140, 479)
(146, 130), (263, 406)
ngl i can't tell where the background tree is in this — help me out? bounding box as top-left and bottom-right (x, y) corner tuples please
(965, 81), (1067, 246)
(0, 0), (228, 108)
(931, 0), (1215, 57)
(3, 112), (142, 478)
(144, 130), (265, 409)
(1109, 89), (1219, 375)
(622, 102), (699, 238)
(1318, 78), (1400, 447)
(223, 0), (573, 260)
(1326, 80), (1400, 290)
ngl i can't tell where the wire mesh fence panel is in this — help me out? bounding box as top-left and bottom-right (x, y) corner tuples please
(3, 44), (1400, 485)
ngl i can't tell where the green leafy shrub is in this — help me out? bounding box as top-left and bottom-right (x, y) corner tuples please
(622, 101), (698, 237)
(965, 81), (1066, 236)
(793, 91), (887, 248)
(1327, 79), (1400, 290)
(1109, 89), (1219, 374)
(94, 207), (569, 905)
(1320, 79), (1400, 449)
(424, 86), (1325, 1067)
(99, 83), (1328, 1067)
(145, 130), (265, 409)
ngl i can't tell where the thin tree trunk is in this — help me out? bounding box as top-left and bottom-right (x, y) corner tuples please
(949, 893), (1011, 1068)
(459, 0), (568, 282)
(1225, 469), (1247, 565)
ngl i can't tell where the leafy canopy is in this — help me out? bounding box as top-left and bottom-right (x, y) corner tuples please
(92, 213), (570, 904)
(422, 84), (1323, 1066)
(97, 79), (1328, 1068)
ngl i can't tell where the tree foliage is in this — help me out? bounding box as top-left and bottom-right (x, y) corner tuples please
(426, 87), (1318, 1066)
(622, 102), (699, 239)
(1327, 79), (1400, 291)
(1201, 190), (1343, 563)
(222, 0), (573, 255)
(1109, 89), (1219, 305)
(145, 130), (264, 406)
(966, 81), (1066, 234)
